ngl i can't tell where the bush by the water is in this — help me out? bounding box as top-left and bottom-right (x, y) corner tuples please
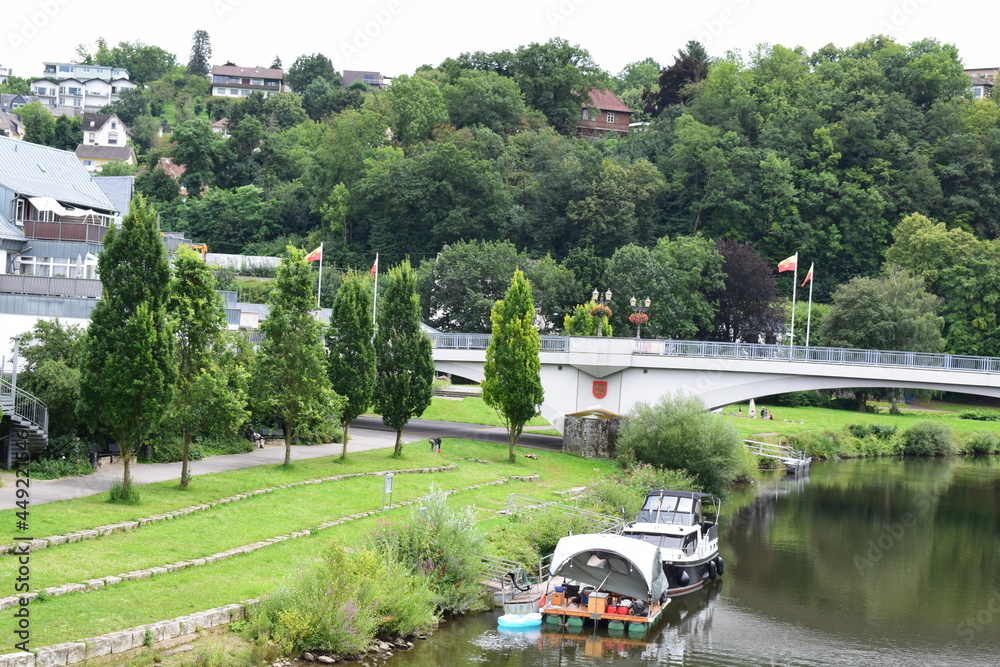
(367, 490), (488, 615)
(966, 431), (1000, 454)
(617, 393), (756, 495)
(249, 543), (436, 657)
(251, 491), (485, 658)
(582, 462), (700, 518)
(900, 421), (956, 456)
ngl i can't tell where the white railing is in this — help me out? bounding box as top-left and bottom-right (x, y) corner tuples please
(632, 339), (1000, 373)
(428, 333), (570, 352)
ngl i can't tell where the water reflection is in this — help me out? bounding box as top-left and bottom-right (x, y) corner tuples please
(389, 457), (1000, 666)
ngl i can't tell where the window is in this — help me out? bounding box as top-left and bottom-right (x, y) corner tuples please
(606, 112), (615, 123)
(89, 133), (96, 143)
(59, 86), (66, 94)
(108, 132), (118, 144)
(111, 86), (117, 94)
(230, 89), (240, 96)
(59, 65), (72, 72)
(240, 89), (249, 96)
(213, 75), (229, 84)
(214, 87), (225, 95)
(265, 80), (278, 87)
(83, 160), (93, 166)
(582, 108), (596, 121)
(111, 121), (116, 129)
(250, 78), (263, 86)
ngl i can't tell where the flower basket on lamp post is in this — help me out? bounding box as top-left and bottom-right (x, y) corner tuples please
(629, 297), (651, 339)
(590, 289), (613, 336)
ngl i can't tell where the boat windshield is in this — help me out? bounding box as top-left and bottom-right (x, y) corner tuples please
(636, 495), (697, 525)
(628, 532), (686, 550)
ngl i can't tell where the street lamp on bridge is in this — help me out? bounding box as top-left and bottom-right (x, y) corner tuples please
(591, 288), (612, 337)
(629, 296), (651, 339)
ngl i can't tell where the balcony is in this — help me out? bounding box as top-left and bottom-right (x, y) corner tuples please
(0, 274), (102, 298)
(22, 219), (109, 243)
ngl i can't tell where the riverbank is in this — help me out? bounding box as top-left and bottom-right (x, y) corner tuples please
(0, 437), (604, 662)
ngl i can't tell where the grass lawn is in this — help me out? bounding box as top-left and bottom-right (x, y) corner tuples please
(721, 401), (1000, 442)
(0, 440), (605, 647)
(409, 395), (549, 427)
(0, 449), (449, 544)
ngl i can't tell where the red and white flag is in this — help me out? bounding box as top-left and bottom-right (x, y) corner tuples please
(370, 256), (378, 277)
(801, 263), (814, 287)
(304, 246), (322, 262)
(777, 253), (797, 273)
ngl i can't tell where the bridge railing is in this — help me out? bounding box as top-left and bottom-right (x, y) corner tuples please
(429, 333), (570, 352)
(633, 339), (1000, 373)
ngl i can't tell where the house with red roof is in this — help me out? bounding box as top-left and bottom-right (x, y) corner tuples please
(577, 89), (633, 138)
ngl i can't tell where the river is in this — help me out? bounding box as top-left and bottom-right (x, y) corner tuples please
(384, 457), (1000, 666)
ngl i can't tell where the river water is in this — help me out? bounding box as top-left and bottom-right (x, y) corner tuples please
(386, 457), (1000, 666)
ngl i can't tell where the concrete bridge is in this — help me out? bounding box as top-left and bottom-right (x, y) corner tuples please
(429, 334), (1000, 433)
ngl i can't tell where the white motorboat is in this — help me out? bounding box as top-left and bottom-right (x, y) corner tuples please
(619, 490), (724, 597)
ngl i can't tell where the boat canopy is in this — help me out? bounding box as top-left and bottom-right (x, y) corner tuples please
(550, 533), (666, 601)
(636, 490), (720, 525)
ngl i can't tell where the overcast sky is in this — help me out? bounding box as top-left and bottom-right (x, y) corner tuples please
(3, 0), (995, 81)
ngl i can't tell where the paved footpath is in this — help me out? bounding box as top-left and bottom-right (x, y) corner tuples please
(0, 427), (427, 507)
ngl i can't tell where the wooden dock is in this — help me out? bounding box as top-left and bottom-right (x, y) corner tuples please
(540, 598), (667, 627)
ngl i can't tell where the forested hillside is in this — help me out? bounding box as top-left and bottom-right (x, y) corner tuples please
(10, 34), (1000, 354)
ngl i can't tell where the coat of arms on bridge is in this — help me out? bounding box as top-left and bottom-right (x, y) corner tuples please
(592, 381), (608, 399)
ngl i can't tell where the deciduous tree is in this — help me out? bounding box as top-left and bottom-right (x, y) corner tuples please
(255, 247), (340, 465)
(483, 270), (544, 463)
(373, 260), (434, 456)
(167, 246), (246, 487)
(326, 275), (376, 459)
(79, 196), (176, 498)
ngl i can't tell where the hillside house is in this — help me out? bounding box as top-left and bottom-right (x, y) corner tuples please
(211, 63), (285, 98)
(82, 113), (129, 146)
(576, 89), (633, 138)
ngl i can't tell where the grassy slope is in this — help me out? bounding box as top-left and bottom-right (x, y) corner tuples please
(1, 440), (599, 646)
(721, 402), (1000, 441)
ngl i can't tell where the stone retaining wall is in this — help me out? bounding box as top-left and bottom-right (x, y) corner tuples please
(0, 599), (259, 666)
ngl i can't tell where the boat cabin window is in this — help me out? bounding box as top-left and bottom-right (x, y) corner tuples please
(638, 495), (698, 525)
(631, 532), (685, 550)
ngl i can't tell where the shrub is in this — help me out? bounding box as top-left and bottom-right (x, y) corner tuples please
(847, 423), (868, 438)
(366, 490), (488, 615)
(108, 477), (141, 504)
(958, 410), (1000, 422)
(965, 431), (1000, 455)
(582, 462), (700, 518)
(788, 431), (843, 459)
(900, 421), (956, 456)
(759, 391), (829, 408)
(147, 441), (205, 464)
(617, 392), (748, 495)
(29, 457), (93, 480)
(869, 423), (898, 440)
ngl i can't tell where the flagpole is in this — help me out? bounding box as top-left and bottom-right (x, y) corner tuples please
(316, 243), (323, 309)
(805, 263), (814, 349)
(789, 253), (798, 353)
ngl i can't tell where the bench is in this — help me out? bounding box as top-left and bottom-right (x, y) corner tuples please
(89, 443), (122, 468)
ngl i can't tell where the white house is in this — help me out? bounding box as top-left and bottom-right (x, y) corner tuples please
(42, 62), (130, 81)
(211, 63), (285, 98)
(82, 113), (129, 147)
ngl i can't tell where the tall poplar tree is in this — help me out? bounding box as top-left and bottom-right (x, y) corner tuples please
(255, 247), (339, 465)
(482, 270), (544, 463)
(79, 195), (176, 499)
(167, 246), (246, 487)
(326, 274), (376, 459)
(186, 30), (212, 78)
(373, 260), (434, 457)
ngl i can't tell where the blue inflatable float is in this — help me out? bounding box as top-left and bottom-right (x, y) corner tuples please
(497, 612), (543, 629)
